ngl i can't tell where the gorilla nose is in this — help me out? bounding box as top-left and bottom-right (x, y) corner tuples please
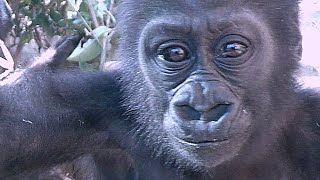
(172, 81), (231, 121)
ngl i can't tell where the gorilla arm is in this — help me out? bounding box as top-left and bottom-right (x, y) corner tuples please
(0, 35), (122, 178)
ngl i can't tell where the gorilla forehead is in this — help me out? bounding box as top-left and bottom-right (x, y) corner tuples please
(118, 0), (300, 36)
(118, 0), (301, 58)
(120, 0), (299, 14)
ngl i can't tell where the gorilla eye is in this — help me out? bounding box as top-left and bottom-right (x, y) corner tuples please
(158, 46), (189, 62)
(214, 35), (252, 66)
(219, 42), (248, 58)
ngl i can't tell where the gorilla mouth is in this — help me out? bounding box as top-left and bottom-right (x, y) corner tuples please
(174, 104), (232, 144)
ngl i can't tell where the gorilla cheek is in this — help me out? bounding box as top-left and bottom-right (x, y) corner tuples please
(163, 80), (252, 167)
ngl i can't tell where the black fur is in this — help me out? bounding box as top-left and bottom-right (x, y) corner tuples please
(107, 0), (320, 179)
(0, 34), (124, 178)
(0, 0), (11, 40)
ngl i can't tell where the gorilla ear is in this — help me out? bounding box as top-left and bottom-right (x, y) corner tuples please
(0, 0), (13, 40)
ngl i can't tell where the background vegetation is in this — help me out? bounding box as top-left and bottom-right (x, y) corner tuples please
(6, 0), (118, 70)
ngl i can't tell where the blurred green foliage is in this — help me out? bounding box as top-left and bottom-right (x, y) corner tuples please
(14, 0), (114, 43)
(10, 0), (117, 69)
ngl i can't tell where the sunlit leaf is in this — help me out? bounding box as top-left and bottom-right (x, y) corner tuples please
(68, 26), (111, 62)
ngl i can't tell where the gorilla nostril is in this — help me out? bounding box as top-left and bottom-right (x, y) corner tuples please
(177, 105), (201, 120)
(202, 104), (230, 121)
(175, 104), (230, 122)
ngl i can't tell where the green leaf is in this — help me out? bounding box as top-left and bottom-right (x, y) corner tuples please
(79, 2), (89, 13)
(67, 26), (111, 62)
(31, 0), (41, 5)
(49, 9), (63, 22)
(32, 13), (50, 27)
(57, 19), (67, 27)
(20, 31), (33, 44)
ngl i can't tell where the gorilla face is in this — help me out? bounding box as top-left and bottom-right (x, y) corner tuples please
(118, 0), (301, 170)
(140, 12), (269, 168)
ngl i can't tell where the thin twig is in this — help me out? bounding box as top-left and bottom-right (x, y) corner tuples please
(105, 10), (116, 27)
(67, 0), (93, 32)
(67, 0), (102, 47)
(85, 0), (100, 28)
(100, 30), (115, 70)
(106, 0), (115, 27)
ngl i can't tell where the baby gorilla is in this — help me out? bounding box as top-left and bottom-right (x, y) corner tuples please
(2, 0), (320, 179)
(105, 0), (320, 179)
